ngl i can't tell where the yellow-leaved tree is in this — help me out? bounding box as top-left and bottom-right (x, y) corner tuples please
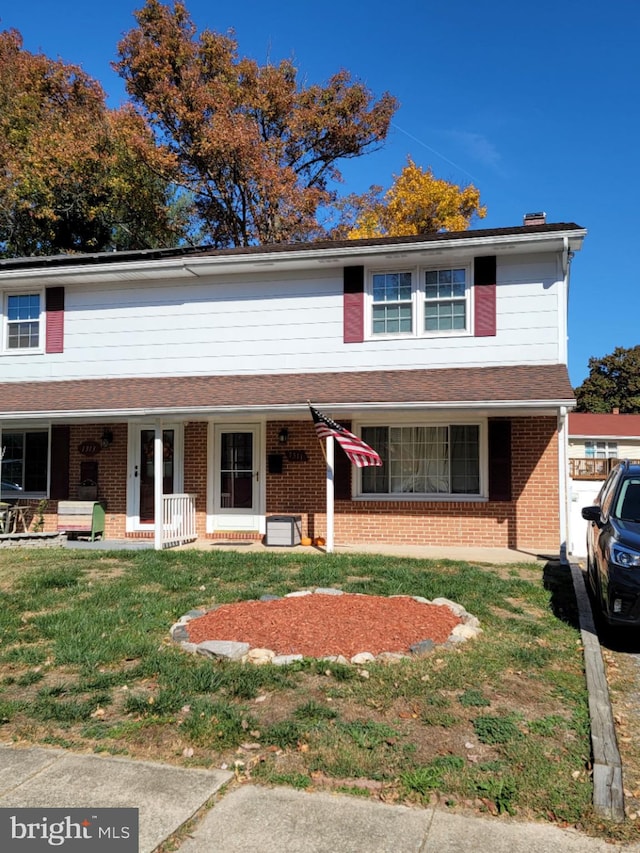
(335, 157), (486, 239)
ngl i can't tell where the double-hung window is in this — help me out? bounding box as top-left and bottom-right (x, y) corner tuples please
(360, 423), (481, 497)
(369, 267), (470, 338)
(4, 293), (42, 351)
(424, 268), (467, 332)
(371, 272), (413, 335)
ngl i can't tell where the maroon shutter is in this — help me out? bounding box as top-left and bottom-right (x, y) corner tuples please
(474, 256), (496, 337)
(46, 287), (65, 353)
(488, 418), (512, 502)
(344, 266), (364, 343)
(49, 425), (70, 500)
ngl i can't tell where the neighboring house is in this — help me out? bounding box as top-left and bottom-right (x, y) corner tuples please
(0, 216), (586, 553)
(568, 412), (640, 556)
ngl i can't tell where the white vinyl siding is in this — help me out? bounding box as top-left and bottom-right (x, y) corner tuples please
(0, 252), (564, 382)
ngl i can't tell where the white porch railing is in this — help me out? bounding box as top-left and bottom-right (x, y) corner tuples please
(161, 493), (197, 549)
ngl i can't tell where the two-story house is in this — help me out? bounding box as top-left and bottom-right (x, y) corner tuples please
(0, 216), (585, 553)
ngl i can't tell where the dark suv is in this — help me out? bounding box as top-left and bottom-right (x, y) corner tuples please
(582, 460), (640, 626)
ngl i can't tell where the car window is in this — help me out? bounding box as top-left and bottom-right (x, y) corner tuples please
(615, 479), (640, 521)
(599, 469), (621, 519)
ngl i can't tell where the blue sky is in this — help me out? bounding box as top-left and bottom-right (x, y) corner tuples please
(2, 0), (637, 387)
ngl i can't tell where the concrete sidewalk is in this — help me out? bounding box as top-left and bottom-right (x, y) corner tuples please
(0, 744), (637, 853)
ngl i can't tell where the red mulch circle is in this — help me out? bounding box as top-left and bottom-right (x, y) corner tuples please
(185, 593), (461, 658)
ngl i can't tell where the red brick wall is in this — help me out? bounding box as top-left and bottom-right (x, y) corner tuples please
(40, 416), (560, 550)
(185, 422), (208, 538)
(265, 417), (560, 551)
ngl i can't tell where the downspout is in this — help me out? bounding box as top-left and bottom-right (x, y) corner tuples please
(560, 236), (575, 365)
(558, 406), (569, 564)
(559, 237), (576, 563)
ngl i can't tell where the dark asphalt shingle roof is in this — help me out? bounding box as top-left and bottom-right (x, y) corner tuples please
(0, 364), (574, 418)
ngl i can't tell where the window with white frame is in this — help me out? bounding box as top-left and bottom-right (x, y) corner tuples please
(369, 267), (470, 337)
(1, 430), (49, 496)
(360, 423), (480, 496)
(4, 293), (41, 350)
(371, 272), (413, 335)
(584, 440), (618, 459)
(424, 268), (467, 332)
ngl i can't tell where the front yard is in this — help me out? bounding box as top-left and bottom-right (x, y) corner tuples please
(0, 547), (633, 841)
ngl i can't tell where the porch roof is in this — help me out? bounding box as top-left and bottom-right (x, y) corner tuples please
(0, 364), (574, 421)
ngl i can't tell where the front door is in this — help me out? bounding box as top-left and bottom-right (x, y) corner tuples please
(213, 425), (261, 531)
(129, 425), (183, 530)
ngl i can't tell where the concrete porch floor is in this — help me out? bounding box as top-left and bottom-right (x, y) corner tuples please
(62, 536), (557, 565)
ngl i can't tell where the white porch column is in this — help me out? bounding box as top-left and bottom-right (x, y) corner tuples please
(326, 435), (334, 554)
(154, 420), (164, 551)
(558, 406), (569, 564)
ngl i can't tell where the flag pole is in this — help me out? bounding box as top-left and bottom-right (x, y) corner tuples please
(326, 435), (334, 554)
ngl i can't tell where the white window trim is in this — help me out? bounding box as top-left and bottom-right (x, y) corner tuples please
(351, 417), (488, 501)
(365, 265), (472, 340)
(2, 289), (45, 354)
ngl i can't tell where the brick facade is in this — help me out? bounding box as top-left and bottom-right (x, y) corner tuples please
(36, 416), (559, 550)
(265, 417), (559, 551)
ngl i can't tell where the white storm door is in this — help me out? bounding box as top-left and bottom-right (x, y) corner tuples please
(213, 425), (261, 530)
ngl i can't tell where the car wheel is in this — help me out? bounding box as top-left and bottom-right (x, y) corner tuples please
(586, 554), (598, 600)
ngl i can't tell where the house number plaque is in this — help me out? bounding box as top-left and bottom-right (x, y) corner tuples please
(78, 440), (101, 456)
(285, 450), (308, 462)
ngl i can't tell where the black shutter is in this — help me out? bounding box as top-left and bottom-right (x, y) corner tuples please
(49, 425), (70, 500)
(334, 444), (352, 500)
(488, 419), (512, 502)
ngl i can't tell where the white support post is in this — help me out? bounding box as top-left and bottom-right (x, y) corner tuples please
(558, 406), (569, 564)
(326, 435), (334, 553)
(154, 421), (164, 551)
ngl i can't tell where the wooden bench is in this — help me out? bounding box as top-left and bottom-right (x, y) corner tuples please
(57, 501), (106, 541)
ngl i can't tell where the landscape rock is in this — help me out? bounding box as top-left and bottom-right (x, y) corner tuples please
(409, 639), (435, 656)
(196, 640), (250, 660)
(245, 648), (276, 665)
(272, 654), (304, 666)
(350, 652), (376, 664)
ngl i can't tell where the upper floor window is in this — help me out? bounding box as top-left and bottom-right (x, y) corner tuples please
(424, 269), (467, 332)
(372, 272), (413, 335)
(368, 267), (470, 338)
(5, 293), (41, 350)
(585, 440), (618, 459)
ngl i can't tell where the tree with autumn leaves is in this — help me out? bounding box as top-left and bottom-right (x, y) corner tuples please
(0, 29), (180, 256)
(0, 1), (486, 256)
(114, 0), (398, 246)
(332, 158), (486, 239)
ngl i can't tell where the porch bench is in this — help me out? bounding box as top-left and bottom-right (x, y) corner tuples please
(57, 500), (106, 541)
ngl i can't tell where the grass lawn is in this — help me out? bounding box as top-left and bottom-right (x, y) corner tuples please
(0, 547), (631, 840)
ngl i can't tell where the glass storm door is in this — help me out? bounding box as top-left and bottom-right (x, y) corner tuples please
(139, 428), (175, 523)
(214, 427), (260, 530)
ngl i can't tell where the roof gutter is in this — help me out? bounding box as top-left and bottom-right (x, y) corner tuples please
(0, 398), (578, 422)
(0, 228), (588, 283)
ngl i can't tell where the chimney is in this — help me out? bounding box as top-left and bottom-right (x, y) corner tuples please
(613, 407), (620, 415)
(523, 212), (546, 226)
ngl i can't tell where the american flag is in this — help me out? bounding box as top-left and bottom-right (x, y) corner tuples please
(309, 405), (382, 468)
